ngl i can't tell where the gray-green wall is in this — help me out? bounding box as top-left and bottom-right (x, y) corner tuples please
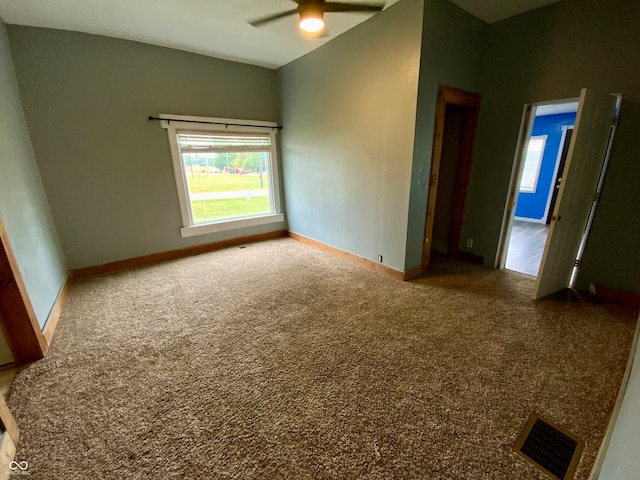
(7, 26), (282, 269)
(0, 18), (67, 328)
(405, 0), (488, 269)
(6, 0), (639, 293)
(277, 0), (424, 272)
(460, 0), (640, 293)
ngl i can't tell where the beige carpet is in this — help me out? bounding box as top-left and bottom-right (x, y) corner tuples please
(8, 238), (637, 479)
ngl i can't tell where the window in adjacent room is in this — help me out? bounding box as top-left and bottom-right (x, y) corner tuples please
(519, 135), (547, 193)
(161, 115), (284, 238)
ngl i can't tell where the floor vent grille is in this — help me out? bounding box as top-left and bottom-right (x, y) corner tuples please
(514, 413), (584, 480)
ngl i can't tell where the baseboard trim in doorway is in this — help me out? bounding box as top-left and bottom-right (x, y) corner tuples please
(43, 274), (71, 346)
(288, 232), (411, 281)
(70, 230), (288, 280)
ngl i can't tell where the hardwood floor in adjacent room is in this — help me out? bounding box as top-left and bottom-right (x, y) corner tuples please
(505, 220), (550, 276)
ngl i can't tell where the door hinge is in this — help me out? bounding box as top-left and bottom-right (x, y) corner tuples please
(574, 259), (580, 268)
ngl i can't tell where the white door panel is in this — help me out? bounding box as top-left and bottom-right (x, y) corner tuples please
(533, 88), (616, 300)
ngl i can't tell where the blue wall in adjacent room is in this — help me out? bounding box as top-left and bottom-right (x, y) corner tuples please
(515, 112), (576, 221)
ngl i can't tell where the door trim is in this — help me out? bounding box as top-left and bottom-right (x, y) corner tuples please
(422, 85), (481, 268)
(0, 217), (48, 364)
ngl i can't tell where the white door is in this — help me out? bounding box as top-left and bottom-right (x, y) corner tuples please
(533, 88), (616, 300)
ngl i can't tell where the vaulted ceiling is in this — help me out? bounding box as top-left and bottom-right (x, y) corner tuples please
(0, 0), (563, 68)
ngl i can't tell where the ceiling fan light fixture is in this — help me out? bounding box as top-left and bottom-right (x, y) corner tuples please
(300, 16), (324, 32)
(249, 0), (386, 34)
(299, 1), (325, 33)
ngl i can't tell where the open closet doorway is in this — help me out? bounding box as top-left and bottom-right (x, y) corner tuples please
(422, 86), (480, 268)
(498, 89), (623, 300)
(504, 100), (578, 276)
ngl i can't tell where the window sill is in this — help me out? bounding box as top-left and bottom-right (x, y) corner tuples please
(180, 213), (285, 238)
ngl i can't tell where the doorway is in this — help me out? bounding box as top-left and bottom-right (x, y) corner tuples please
(499, 89), (622, 300)
(504, 101), (578, 276)
(422, 86), (480, 268)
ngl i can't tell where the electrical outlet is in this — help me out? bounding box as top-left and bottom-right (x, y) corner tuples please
(466, 238), (473, 248)
(378, 255), (383, 263)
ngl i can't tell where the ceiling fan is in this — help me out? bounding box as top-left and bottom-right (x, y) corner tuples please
(249, 0), (386, 33)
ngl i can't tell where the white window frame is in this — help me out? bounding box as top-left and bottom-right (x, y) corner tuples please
(519, 135), (547, 193)
(160, 114), (284, 238)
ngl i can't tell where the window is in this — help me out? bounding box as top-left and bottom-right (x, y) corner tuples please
(161, 115), (284, 238)
(519, 135), (547, 193)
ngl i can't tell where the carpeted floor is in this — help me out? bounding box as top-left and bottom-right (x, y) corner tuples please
(8, 238), (638, 479)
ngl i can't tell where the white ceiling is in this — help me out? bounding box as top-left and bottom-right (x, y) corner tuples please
(448, 0), (562, 24)
(0, 0), (563, 69)
(536, 101), (579, 116)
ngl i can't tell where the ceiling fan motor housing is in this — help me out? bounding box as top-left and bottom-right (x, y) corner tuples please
(300, 0), (325, 22)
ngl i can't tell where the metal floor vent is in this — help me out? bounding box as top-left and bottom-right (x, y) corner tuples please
(513, 413), (584, 480)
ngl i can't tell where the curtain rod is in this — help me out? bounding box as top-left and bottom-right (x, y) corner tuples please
(148, 116), (282, 130)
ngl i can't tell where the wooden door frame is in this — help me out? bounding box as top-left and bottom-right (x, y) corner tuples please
(0, 217), (48, 365)
(422, 85), (481, 268)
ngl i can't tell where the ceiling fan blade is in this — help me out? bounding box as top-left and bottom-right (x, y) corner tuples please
(324, 2), (385, 13)
(249, 8), (299, 27)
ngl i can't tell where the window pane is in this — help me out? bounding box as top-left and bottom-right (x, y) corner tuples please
(177, 132), (273, 223)
(519, 136), (546, 193)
